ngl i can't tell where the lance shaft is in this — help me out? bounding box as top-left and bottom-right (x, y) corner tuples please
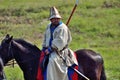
(66, 4), (77, 26)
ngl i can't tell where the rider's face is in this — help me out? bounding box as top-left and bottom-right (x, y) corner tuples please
(50, 18), (60, 26)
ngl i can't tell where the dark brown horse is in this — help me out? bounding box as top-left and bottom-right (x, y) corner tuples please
(0, 34), (106, 80)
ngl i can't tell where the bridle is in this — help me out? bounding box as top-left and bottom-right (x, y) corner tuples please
(4, 40), (15, 67)
(8, 40), (14, 59)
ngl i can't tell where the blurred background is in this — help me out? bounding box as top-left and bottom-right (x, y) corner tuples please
(0, 0), (120, 80)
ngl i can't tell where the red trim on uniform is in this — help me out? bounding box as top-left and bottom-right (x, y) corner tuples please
(36, 51), (45, 80)
(71, 65), (79, 80)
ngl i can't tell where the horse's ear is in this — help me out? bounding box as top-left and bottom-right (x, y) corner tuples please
(5, 35), (13, 44)
(9, 36), (13, 41)
(8, 36), (13, 42)
(5, 34), (10, 38)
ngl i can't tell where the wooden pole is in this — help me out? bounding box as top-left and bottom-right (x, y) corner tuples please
(66, 4), (77, 26)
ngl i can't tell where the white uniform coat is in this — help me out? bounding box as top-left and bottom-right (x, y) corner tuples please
(42, 22), (78, 80)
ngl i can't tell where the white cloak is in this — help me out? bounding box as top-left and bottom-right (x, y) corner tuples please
(42, 23), (78, 80)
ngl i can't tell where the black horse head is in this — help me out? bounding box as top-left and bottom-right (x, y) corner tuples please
(0, 34), (41, 80)
(0, 34), (13, 64)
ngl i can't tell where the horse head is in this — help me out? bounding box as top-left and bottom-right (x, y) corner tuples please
(0, 34), (41, 80)
(0, 34), (13, 65)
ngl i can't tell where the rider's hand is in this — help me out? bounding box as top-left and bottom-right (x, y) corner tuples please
(45, 47), (53, 55)
(45, 49), (49, 55)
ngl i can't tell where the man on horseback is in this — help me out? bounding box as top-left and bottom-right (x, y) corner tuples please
(41, 6), (78, 80)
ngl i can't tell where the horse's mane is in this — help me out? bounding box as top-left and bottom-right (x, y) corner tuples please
(13, 38), (41, 52)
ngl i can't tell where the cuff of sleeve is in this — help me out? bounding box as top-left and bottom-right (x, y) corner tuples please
(48, 47), (53, 53)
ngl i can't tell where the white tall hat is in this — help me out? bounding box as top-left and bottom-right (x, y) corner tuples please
(49, 6), (62, 20)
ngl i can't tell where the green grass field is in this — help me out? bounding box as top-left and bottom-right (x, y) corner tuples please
(0, 0), (120, 80)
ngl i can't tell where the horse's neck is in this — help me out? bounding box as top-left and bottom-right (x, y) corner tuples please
(12, 40), (41, 63)
(13, 41), (27, 51)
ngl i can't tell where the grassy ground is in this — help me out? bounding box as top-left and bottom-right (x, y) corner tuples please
(0, 0), (120, 80)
